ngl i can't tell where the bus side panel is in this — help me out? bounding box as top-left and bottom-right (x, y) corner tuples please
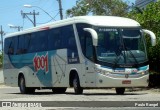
(25, 49), (69, 88)
(20, 66), (41, 87)
(50, 49), (69, 87)
(25, 51), (54, 87)
(51, 49), (83, 87)
(3, 54), (19, 87)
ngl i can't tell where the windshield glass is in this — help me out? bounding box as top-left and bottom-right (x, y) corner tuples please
(95, 27), (147, 65)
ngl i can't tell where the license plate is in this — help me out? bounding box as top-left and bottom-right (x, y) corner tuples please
(122, 80), (131, 84)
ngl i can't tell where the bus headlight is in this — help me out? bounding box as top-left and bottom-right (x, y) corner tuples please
(101, 70), (111, 75)
(141, 70), (148, 75)
(142, 72), (145, 75)
(95, 68), (111, 75)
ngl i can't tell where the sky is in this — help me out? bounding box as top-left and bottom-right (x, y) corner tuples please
(0, 0), (135, 50)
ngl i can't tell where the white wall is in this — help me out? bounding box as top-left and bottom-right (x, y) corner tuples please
(0, 70), (4, 84)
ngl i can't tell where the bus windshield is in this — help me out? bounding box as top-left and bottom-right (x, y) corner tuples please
(94, 27), (147, 66)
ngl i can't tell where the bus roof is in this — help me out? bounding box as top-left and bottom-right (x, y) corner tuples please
(5, 16), (141, 38)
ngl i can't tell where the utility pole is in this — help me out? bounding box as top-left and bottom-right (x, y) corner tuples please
(21, 10), (39, 27)
(57, 0), (63, 20)
(0, 26), (4, 52)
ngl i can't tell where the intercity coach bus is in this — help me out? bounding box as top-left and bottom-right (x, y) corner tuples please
(3, 16), (156, 94)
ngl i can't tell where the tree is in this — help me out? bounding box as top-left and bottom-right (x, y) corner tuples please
(128, 1), (160, 73)
(66, 0), (129, 17)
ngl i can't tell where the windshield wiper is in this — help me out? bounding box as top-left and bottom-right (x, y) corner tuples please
(123, 42), (139, 67)
(113, 45), (125, 68)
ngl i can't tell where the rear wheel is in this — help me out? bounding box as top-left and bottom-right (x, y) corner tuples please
(73, 74), (83, 94)
(116, 88), (125, 95)
(52, 87), (67, 94)
(19, 75), (35, 94)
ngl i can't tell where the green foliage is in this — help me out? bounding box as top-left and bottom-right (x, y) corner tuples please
(128, 1), (160, 72)
(66, 0), (129, 17)
(129, 2), (160, 59)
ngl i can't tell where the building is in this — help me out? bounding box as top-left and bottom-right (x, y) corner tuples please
(135, 0), (157, 9)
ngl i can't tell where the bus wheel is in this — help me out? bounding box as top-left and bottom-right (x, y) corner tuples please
(116, 88), (125, 95)
(19, 75), (35, 94)
(73, 74), (83, 94)
(52, 87), (67, 94)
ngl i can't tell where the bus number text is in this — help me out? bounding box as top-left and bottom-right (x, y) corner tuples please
(33, 53), (49, 73)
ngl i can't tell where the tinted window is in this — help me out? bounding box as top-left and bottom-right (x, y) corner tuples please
(61, 25), (76, 50)
(10, 37), (18, 55)
(28, 33), (37, 52)
(5, 25), (77, 54)
(4, 38), (12, 54)
(17, 35), (25, 54)
(38, 31), (48, 51)
(24, 34), (31, 53)
(16, 34), (31, 54)
(48, 28), (62, 50)
(76, 23), (91, 54)
(4, 37), (18, 55)
(85, 33), (93, 60)
(28, 31), (48, 52)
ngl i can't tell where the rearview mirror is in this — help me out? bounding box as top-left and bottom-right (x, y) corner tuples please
(83, 28), (98, 46)
(143, 29), (156, 46)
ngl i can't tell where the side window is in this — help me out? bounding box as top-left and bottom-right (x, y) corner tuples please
(61, 25), (76, 50)
(15, 34), (31, 54)
(17, 35), (25, 54)
(38, 31), (48, 51)
(5, 37), (18, 55)
(28, 33), (37, 53)
(76, 23), (94, 61)
(24, 34), (31, 53)
(76, 23), (91, 55)
(4, 38), (12, 54)
(10, 37), (18, 55)
(48, 28), (62, 50)
(85, 33), (94, 60)
(28, 31), (48, 53)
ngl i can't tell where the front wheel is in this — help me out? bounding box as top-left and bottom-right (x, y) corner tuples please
(19, 75), (35, 94)
(116, 88), (125, 95)
(73, 74), (83, 94)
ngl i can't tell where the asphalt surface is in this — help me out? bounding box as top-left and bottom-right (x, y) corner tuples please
(0, 86), (160, 110)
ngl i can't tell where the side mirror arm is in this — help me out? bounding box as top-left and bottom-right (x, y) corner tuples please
(83, 28), (98, 46)
(143, 29), (156, 46)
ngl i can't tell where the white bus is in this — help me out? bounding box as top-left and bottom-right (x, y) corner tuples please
(3, 16), (156, 94)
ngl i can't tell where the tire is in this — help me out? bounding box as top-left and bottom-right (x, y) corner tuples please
(73, 74), (83, 94)
(19, 75), (35, 94)
(52, 87), (67, 94)
(116, 88), (125, 95)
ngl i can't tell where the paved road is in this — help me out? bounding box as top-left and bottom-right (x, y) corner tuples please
(1, 87), (160, 101)
(0, 86), (160, 109)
